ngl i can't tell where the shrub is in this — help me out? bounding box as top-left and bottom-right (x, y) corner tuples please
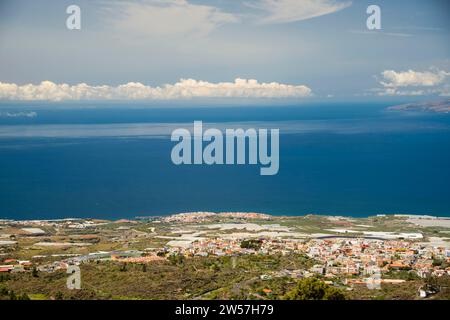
(284, 277), (346, 300)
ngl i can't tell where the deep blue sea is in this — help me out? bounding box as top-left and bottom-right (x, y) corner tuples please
(1, 102), (450, 220)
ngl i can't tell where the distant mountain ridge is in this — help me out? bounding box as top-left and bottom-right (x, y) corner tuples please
(387, 99), (450, 113)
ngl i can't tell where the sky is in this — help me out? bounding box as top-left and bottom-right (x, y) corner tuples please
(0, 0), (449, 101)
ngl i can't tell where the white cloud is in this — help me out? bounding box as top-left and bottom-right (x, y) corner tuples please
(380, 69), (449, 88)
(0, 79), (312, 101)
(103, 0), (352, 38)
(247, 0), (352, 24)
(102, 0), (238, 39)
(375, 69), (450, 96)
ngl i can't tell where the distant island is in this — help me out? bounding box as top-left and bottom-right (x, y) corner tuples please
(387, 99), (450, 113)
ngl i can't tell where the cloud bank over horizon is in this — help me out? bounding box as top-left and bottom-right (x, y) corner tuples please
(376, 69), (450, 97)
(0, 79), (312, 101)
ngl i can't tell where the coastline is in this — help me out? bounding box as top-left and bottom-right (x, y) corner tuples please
(3, 211), (450, 222)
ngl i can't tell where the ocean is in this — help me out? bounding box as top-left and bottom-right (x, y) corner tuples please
(1, 102), (450, 220)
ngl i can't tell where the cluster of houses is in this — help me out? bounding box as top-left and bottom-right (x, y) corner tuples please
(303, 238), (450, 279)
(0, 258), (33, 273)
(165, 237), (302, 257)
(2, 216), (450, 295)
(163, 212), (272, 223)
(161, 236), (450, 280)
(2, 234), (449, 284)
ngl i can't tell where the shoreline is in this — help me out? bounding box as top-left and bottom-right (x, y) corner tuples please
(2, 212), (450, 222)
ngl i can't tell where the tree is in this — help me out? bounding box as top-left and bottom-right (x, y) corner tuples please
(284, 277), (346, 300)
(0, 287), (8, 296)
(157, 251), (166, 257)
(19, 293), (30, 300)
(32, 266), (38, 277)
(210, 262), (220, 272)
(9, 290), (17, 300)
(0, 273), (10, 282)
(55, 291), (64, 300)
(168, 254), (184, 266)
(240, 239), (262, 250)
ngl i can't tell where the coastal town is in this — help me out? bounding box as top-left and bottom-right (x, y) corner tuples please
(1, 212), (450, 300)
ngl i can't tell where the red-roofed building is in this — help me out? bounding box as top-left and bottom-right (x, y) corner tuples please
(0, 267), (12, 273)
(3, 259), (16, 264)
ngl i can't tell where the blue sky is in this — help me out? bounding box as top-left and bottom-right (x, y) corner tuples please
(0, 0), (449, 101)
